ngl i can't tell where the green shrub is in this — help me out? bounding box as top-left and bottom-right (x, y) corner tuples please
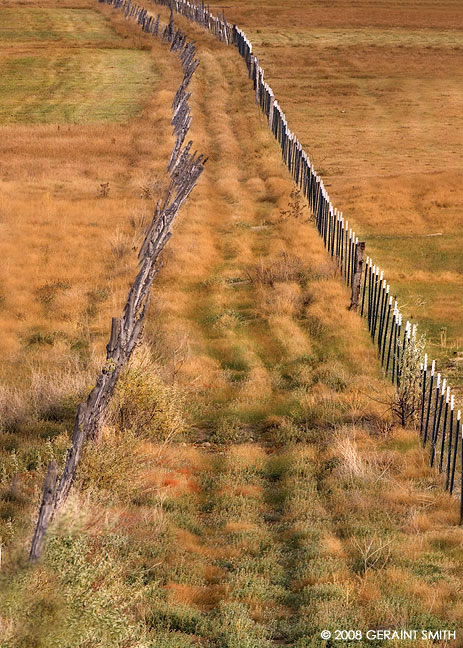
(148, 603), (206, 635)
(210, 418), (252, 444)
(148, 631), (198, 647)
(213, 601), (272, 648)
(110, 353), (186, 442)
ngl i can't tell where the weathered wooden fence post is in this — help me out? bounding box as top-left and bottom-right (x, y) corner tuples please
(29, 2), (207, 560)
(349, 241), (365, 311)
(29, 461), (58, 562)
(140, 0), (463, 524)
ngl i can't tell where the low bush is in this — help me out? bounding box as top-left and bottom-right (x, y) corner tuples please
(110, 349), (186, 443)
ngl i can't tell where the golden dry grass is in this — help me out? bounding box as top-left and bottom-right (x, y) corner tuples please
(2, 2), (463, 646)
(211, 0), (463, 376)
(0, 2), (180, 388)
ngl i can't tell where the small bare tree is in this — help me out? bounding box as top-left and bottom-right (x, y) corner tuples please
(393, 332), (426, 427)
(279, 188), (309, 221)
(352, 535), (393, 574)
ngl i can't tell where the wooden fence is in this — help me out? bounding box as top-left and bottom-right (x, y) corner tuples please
(30, 8), (206, 561)
(135, 0), (463, 520)
(30, 0), (463, 560)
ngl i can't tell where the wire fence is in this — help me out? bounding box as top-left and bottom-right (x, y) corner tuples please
(111, 0), (463, 520)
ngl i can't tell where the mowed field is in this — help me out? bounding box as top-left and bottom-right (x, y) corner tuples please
(0, 8), (159, 123)
(2, 2), (463, 647)
(217, 0), (463, 375)
(0, 0), (178, 392)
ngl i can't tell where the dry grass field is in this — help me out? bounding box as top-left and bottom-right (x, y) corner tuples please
(217, 0), (463, 376)
(1, 1), (463, 646)
(0, 0), (177, 391)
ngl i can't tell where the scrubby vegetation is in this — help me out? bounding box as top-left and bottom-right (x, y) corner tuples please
(2, 419), (462, 646)
(1, 1), (463, 647)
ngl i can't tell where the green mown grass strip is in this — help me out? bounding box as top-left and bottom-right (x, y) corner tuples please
(0, 49), (159, 124)
(0, 8), (118, 42)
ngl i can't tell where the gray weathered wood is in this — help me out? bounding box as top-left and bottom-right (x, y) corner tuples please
(29, 461), (58, 562)
(349, 242), (366, 311)
(29, 2), (206, 561)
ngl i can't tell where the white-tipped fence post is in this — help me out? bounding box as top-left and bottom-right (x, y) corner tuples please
(446, 395), (456, 489)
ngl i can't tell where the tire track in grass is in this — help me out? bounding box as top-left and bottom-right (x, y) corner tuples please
(108, 6), (415, 644)
(151, 445), (279, 646)
(158, 44), (301, 433)
(155, 446), (319, 646)
(198, 446), (288, 647)
(275, 446), (364, 646)
(193, 446), (353, 646)
(180, 47), (327, 434)
(94, 6), (463, 646)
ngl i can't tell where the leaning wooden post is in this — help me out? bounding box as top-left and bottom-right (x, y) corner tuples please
(29, 461), (58, 562)
(349, 241), (365, 311)
(167, 0), (175, 41)
(55, 403), (88, 507)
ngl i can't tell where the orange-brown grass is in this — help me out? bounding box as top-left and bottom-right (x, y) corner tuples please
(204, 0), (463, 379)
(3, 3), (463, 647)
(5, 428), (463, 645)
(0, 1), (181, 391)
(166, 582), (227, 611)
(138, 29), (388, 426)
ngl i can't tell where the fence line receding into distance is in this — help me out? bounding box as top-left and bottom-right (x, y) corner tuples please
(30, 9), (206, 561)
(30, 0), (461, 557)
(118, 0), (463, 520)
